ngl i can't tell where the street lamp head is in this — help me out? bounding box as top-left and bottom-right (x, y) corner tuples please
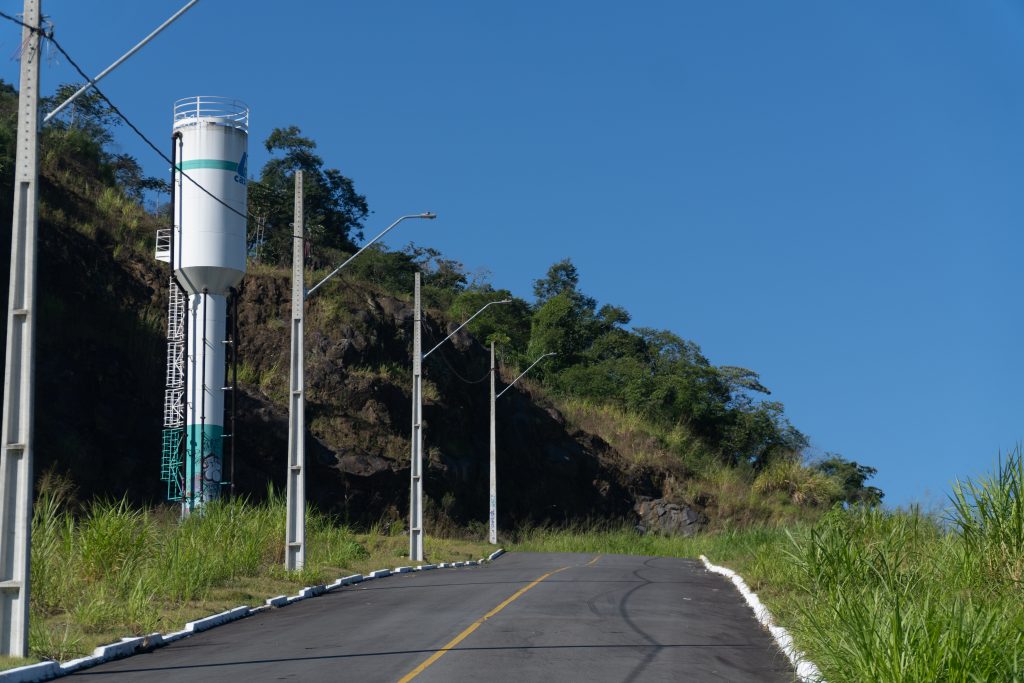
(500, 298), (513, 304)
(420, 212), (437, 219)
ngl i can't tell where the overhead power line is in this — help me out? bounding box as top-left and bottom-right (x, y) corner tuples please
(0, 9), (253, 222)
(423, 334), (491, 384)
(0, 9), (34, 31)
(46, 37), (253, 221)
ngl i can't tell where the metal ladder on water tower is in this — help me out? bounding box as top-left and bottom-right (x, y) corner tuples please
(160, 278), (187, 501)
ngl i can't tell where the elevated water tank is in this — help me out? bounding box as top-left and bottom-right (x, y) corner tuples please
(172, 96), (248, 295)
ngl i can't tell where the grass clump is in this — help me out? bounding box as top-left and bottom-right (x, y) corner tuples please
(753, 459), (842, 507)
(949, 451), (1024, 586)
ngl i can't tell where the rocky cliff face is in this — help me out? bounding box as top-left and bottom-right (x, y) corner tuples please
(230, 272), (671, 530)
(8, 216), (703, 533)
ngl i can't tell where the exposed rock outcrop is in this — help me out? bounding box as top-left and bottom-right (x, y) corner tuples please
(634, 497), (709, 536)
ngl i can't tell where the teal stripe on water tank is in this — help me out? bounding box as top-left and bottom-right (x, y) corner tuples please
(176, 159), (238, 171)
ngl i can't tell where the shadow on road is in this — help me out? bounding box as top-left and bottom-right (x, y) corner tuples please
(74, 642), (769, 677)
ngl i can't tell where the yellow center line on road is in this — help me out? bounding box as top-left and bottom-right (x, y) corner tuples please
(397, 565), (570, 682)
(585, 555), (601, 566)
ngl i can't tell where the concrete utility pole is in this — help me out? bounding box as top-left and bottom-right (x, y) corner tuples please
(409, 273), (423, 561)
(490, 351), (556, 544)
(0, 0), (41, 657)
(287, 211), (435, 571)
(409, 296), (512, 560)
(489, 342), (496, 544)
(285, 171), (305, 571)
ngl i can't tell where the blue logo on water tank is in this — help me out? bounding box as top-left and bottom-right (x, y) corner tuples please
(234, 152), (248, 185)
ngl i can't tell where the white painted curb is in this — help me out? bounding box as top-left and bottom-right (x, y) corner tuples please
(700, 555), (823, 683)
(487, 548), (505, 561)
(299, 585), (326, 599)
(331, 573), (363, 589)
(185, 606), (250, 634)
(0, 550), (510, 682)
(0, 661), (59, 683)
(59, 655), (102, 675)
(161, 629), (190, 645)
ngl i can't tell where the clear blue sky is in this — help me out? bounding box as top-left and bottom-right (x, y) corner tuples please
(3, 1), (1023, 508)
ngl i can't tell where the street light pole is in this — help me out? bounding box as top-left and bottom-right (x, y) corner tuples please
(0, 0), (40, 657)
(409, 295), (512, 561)
(285, 204), (435, 571)
(490, 350), (555, 544)
(409, 272), (423, 561)
(285, 171), (306, 571)
(489, 341), (496, 544)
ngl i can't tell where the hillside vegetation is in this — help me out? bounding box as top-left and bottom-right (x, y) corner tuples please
(0, 79), (882, 524)
(0, 80), (904, 667)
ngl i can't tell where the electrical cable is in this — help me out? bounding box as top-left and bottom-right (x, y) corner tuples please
(0, 9), (35, 31)
(46, 36), (254, 221)
(435, 348), (491, 385)
(421, 329), (491, 384)
(0, 10), (262, 223)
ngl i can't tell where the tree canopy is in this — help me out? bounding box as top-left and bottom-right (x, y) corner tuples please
(248, 126), (368, 266)
(815, 455), (885, 506)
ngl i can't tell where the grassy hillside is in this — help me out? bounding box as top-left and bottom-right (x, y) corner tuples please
(0, 79), (879, 527)
(0, 80), (898, 669)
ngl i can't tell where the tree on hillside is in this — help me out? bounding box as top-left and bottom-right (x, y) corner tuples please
(248, 126), (368, 266)
(40, 84), (162, 196)
(406, 244), (468, 292)
(523, 256), (815, 471)
(815, 455), (884, 506)
(528, 291), (596, 368)
(532, 258), (596, 310)
(449, 285), (531, 352)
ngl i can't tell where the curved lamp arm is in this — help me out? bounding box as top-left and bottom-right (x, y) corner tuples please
(496, 352), (556, 398)
(306, 212), (436, 299)
(423, 299), (513, 359)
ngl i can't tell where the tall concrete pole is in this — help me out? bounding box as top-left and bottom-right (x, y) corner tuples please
(409, 272), (423, 561)
(285, 170), (305, 571)
(0, 0), (41, 657)
(291, 213), (432, 569)
(489, 341), (497, 544)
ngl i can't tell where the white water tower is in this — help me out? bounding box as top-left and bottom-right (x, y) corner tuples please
(156, 96), (248, 511)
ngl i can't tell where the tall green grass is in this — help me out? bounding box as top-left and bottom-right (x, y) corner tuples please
(950, 451), (1024, 587)
(29, 483), (376, 661)
(790, 449), (1024, 682)
(778, 506), (1023, 682)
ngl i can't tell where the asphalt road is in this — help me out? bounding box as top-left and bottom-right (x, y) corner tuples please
(73, 552), (796, 682)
